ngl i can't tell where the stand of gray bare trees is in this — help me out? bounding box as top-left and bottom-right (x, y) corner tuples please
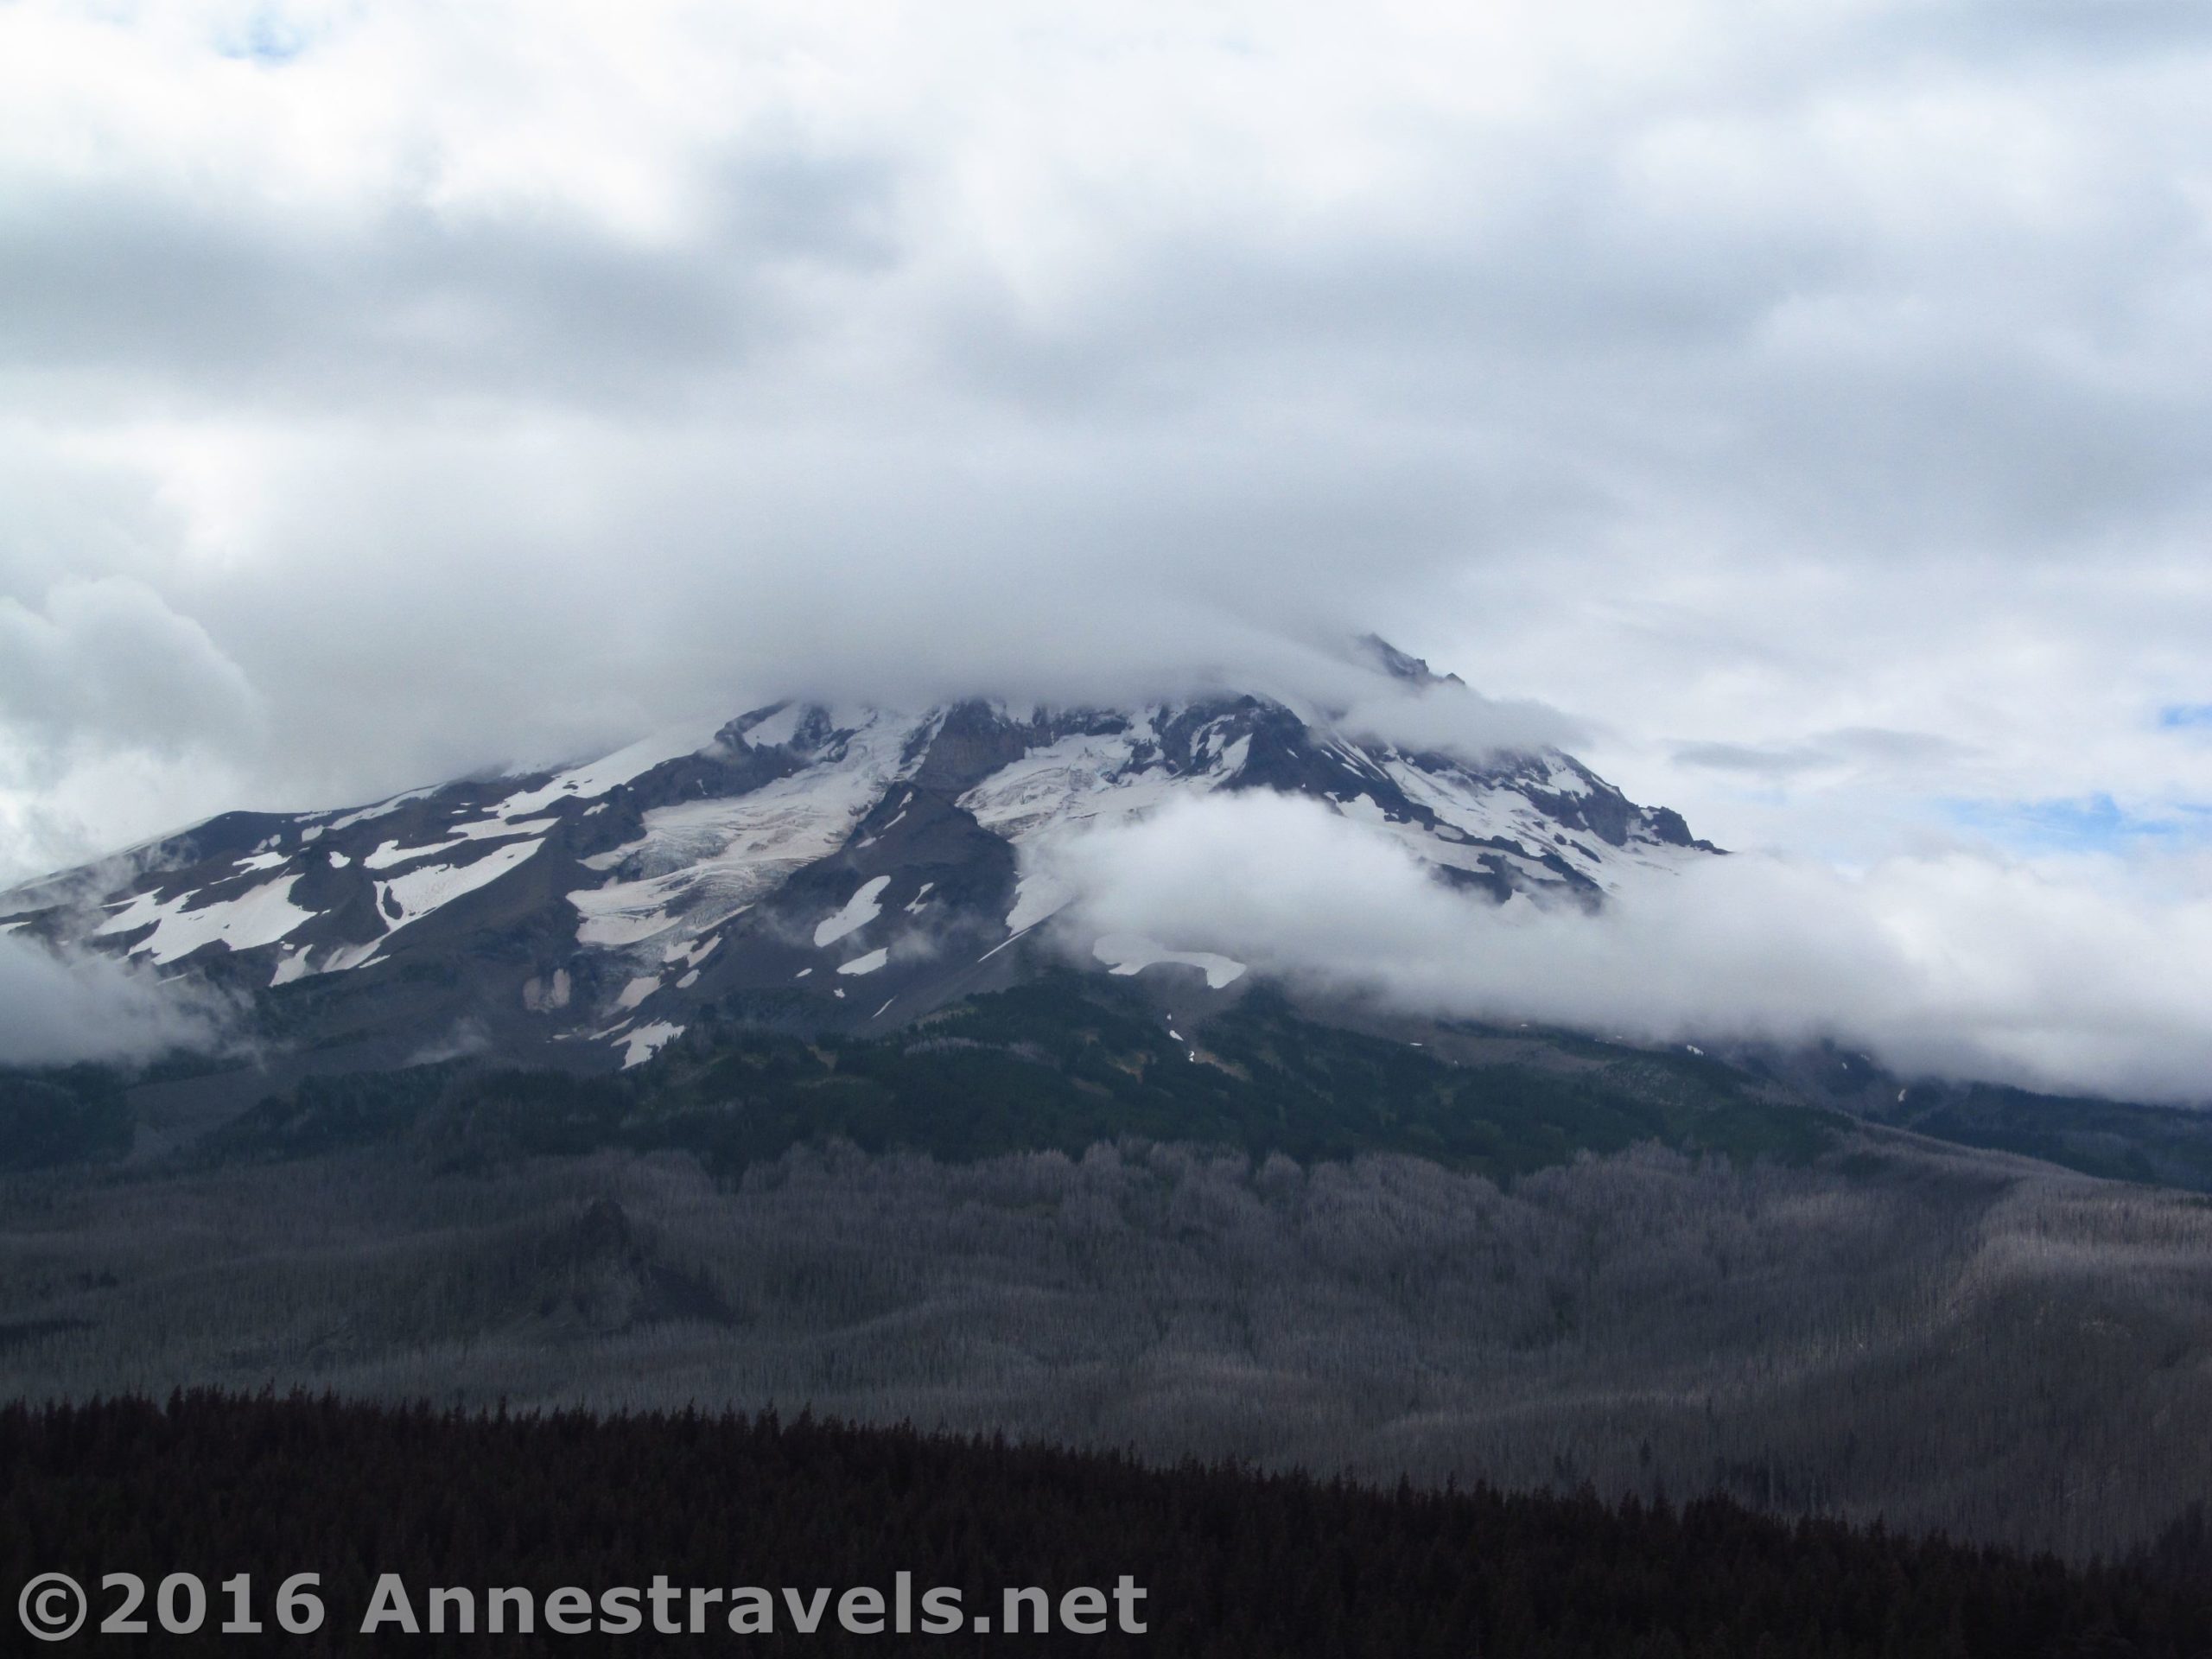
(4, 1128), (2209, 1562)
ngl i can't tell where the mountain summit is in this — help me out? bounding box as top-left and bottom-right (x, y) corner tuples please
(2, 647), (1713, 1074)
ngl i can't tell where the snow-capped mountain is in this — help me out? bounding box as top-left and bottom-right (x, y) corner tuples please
(0, 644), (1715, 1074)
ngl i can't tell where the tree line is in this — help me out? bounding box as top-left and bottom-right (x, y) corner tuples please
(4, 1389), (2209, 1656)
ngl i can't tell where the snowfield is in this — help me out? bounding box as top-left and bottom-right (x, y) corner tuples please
(816, 876), (892, 948)
(571, 711), (929, 954)
(1092, 932), (1248, 989)
(0, 666), (1713, 1065)
(96, 876), (317, 965)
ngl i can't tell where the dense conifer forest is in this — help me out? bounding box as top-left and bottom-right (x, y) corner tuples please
(27, 976), (2212, 1197)
(3, 1391), (2209, 1656)
(205, 977), (1844, 1183)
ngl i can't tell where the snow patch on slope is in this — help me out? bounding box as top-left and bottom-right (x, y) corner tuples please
(1092, 932), (1248, 989)
(496, 715), (728, 819)
(374, 839), (544, 933)
(959, 720), (1194, 841)
(319, 785), (442, 835)
(569, 710), (928, 955)
(365, 817), (556, 871)
(815, 875), (891, 947)
(619, 1021), (683, 1068)
(96, 877), (316, 965)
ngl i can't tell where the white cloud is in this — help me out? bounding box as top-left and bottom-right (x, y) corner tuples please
(0, 932), (235, 1066)
(1044, 791), (2212, 1103)
(0, 575), (262, 758)
(0, 0), (2210, 1094)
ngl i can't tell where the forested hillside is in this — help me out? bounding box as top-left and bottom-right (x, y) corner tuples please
(5, 1128), (2209, 1561)
(26, 976), (2212, 1202)
(7, 978), (2212, 1567)
(188, 976), (1844, 1182)
(4, 1391), (2209, 1656)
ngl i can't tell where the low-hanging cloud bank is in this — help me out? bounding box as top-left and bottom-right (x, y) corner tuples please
(5, 0), (2212, 887)
(0, 932), (234, 1066)
(1041, 792), (2212, 1105)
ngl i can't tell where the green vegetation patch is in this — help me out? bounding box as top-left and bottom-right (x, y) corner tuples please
(201, 976), (1840, 1180)
(1877, 1082), (2212, 1191)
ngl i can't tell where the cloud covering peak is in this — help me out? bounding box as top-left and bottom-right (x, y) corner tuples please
(3, 0), (2212, 1096)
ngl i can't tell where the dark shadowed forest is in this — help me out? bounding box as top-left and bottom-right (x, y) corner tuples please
(4, 1391), (2210, 1656)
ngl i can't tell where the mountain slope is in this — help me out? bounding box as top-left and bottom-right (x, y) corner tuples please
(199, 973), (1837, 1183)
(2, 645), (1715, 1076)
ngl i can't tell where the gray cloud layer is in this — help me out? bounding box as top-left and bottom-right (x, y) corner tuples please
(2, 2), (2209, 872)
(2, 2), (2211, 1087)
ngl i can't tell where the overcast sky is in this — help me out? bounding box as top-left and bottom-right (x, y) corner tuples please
(4, 1), (2212, 1090)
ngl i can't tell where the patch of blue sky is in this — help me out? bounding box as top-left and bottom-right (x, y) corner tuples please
(213, 8), (311, 63)
(2158, 703), (2212, 730)
(1942, 792), (2212, 852)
